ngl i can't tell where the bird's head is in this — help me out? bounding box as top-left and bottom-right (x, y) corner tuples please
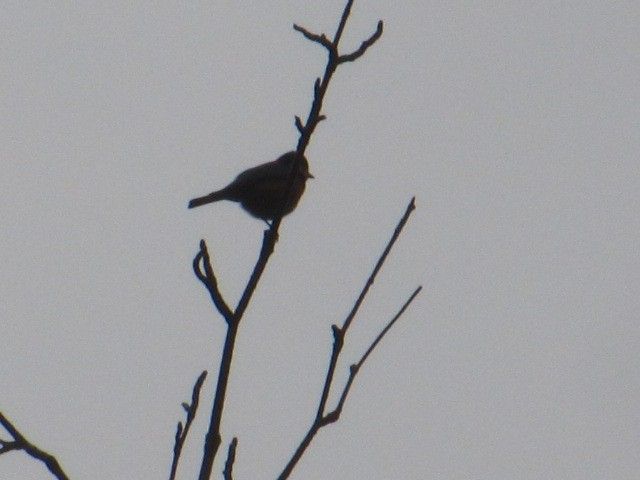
(278, 151), (314, 180)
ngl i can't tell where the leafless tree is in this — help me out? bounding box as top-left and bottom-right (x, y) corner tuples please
(0, 2), (419, 480)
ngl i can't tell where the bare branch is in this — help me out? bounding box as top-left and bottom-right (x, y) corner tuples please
(277, 198), (418, 480)
(313, 77), (321, 97)
(223, 437), (238, 480)
(169, 371), (207, 480)
(194, 240), (233, 323)
(198, 228), (279, 480)
(316, 197), (416, 417)
(329, 286), (423, 421)
(333, 0), (355, 46)
(193, 251), (208, 284)
(0, 437), (20, 455)
(344, 197), (416, 332)
(195, 2), (387, 478)
(0, 412), (69, 480)
(339, 20), (384, 64)
(293, 24), (334, 52)
(295, 1), (383, 154)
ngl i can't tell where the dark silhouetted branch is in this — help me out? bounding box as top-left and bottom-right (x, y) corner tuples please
(317, 197), (416, 418)
(329, 286), (422, 420)
(293, 24), (334, 52)
(194, 2), (386, 479)
(334, 0), (355, 45)
(223, 437), (238, 480)
(194, 240), (233, 322)
(198, 227), (279, 480)
(277, 198), (420, 480)
(339, 20), (384, 64)
(169, 370), (207, 480)
(294, 1), (383, 155)
(0, 412), (69, 480)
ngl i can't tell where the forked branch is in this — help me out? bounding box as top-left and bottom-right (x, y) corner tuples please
(194, 240), (233, 322)
(293, 0), (383, 154)
(339, 20), (384, 63)
(0, 412), (69, 480)
(327, 286), (422, 422)
(277, 198), (420, 480)
(190, 2), (387, 479)
(169, 371), (208, 480)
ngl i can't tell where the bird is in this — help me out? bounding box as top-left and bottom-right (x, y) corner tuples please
(188, 151), (314, 222)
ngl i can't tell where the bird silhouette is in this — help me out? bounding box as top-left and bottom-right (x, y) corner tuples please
(188, 151), (313, 221)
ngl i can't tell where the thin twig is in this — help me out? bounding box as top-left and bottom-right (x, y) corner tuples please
(317, 197), (416, 419)
(293, 24), (334, 52)
(294, 2), (382, 155)
(0, 412), (69, 480)
(334, 0), (355, 46)
(223, 437), (238, 480)
(330, 286), (422, 419)
(277, 198), (419, 480)
(169, 371), (207, 480)
(194, 240), (233, 322)
(198, 227), (278, 480)
(198, 310), (239, 480)
(339, 20), (384, 63)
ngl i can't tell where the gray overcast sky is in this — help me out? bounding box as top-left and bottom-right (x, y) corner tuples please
(1, 1), (639, 479)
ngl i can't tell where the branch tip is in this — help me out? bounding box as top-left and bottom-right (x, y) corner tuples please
(293, 23), (333, 50)
(338, 19), (384, 64)
(170, 370), (209, 480)
(278, 197), (418, 479)
(331, 324), (342, 339)
(223, 437), (238, 480)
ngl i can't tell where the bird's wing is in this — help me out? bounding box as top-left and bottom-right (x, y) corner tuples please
(232, 159), (285, 187)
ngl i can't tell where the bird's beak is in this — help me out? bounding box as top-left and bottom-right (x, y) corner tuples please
(306, 172), (315, 179)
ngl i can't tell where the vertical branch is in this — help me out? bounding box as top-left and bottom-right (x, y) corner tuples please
(333, 0), (354, 45)
(198, 319), (239, 480)
(169, 371), (207, 480)
(194, 2), (385, 479)
(223, 437), (238, 480)
(294, 0), (383, 155)
(197, 228), (277, 480)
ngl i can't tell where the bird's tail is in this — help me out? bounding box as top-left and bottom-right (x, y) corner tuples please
(188, 189), (228, 209)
